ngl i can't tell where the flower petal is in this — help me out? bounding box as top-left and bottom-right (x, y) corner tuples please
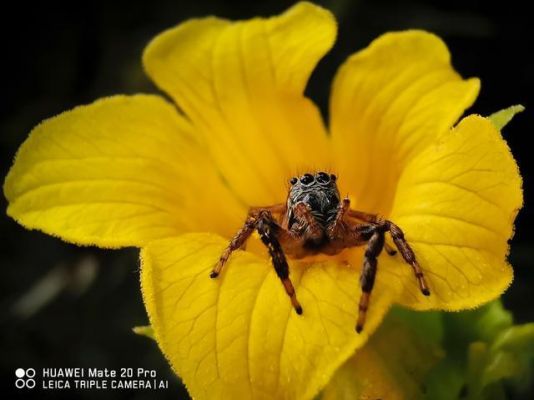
(143, 2), (336, 205)
(383, 115), (522, 310)
(330, 30), (480, 215)
(141, 233), (395, 400)
(4, 95), (243, 247)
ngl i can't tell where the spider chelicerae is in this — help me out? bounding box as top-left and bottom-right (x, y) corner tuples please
(210, 171), (430, 333)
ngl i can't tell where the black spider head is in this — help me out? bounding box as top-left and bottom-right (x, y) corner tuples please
(287, 172), (340, 221)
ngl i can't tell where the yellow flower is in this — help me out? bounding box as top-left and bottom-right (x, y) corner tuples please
(3, 2), (522, 399)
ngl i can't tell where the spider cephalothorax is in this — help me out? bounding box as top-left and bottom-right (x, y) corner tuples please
(286, 172), (340, 246)
(210, 172), (430, 332)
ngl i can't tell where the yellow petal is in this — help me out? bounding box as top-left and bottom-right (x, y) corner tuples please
(141, 233), (396, 400)
(4, 95), (243, 247)
(330, 30), (480, 216)
(384, 115), (522, 310)
(143, 2), (336, 205)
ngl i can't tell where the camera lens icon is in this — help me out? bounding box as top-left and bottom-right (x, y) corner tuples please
(15, 368), (36, 389)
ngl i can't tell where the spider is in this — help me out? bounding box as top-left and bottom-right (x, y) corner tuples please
(210, 171), (430, 333)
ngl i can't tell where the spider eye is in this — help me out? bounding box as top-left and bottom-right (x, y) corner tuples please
(330, 174), (337, 182)
(316, 172), (330, 184)
(290, 177), (298, 185)
(300, 173), (314, 185)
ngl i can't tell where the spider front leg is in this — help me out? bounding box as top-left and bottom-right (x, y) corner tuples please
(326, 197), (350, 240)
(211, 209), (303, 315)
(256, 217), (303, 315)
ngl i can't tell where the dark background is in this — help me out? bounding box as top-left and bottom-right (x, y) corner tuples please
(1, 0), (532, 398)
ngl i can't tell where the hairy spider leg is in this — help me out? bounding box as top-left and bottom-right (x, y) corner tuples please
(210, 204), (286, 277)
(387, 221), (430, 296)
(256, 217), (303, 315)
(210, 215), (256, 278)
(211, 209), (303, 315)
(325, 197), (350, 240)
(347, 209), (430, 296)
(356, 226), (385, 333)
(331, 203), (394, 254)
(292, 202), (324, 243)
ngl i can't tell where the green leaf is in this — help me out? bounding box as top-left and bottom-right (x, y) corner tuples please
(322, 307), (444, 400)
(322, 301), (534, 400)
(486, 324), (534, 391)
(492, 322), (534, 353)
(442, 299), (513, 345)
(488, 105), (524, 130)
(132, 325), (155, 340)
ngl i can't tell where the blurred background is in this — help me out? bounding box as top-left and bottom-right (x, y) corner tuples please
(1, 0), (532, 398)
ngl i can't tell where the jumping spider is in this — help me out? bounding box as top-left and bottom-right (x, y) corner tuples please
(210, 172), (430, 333)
